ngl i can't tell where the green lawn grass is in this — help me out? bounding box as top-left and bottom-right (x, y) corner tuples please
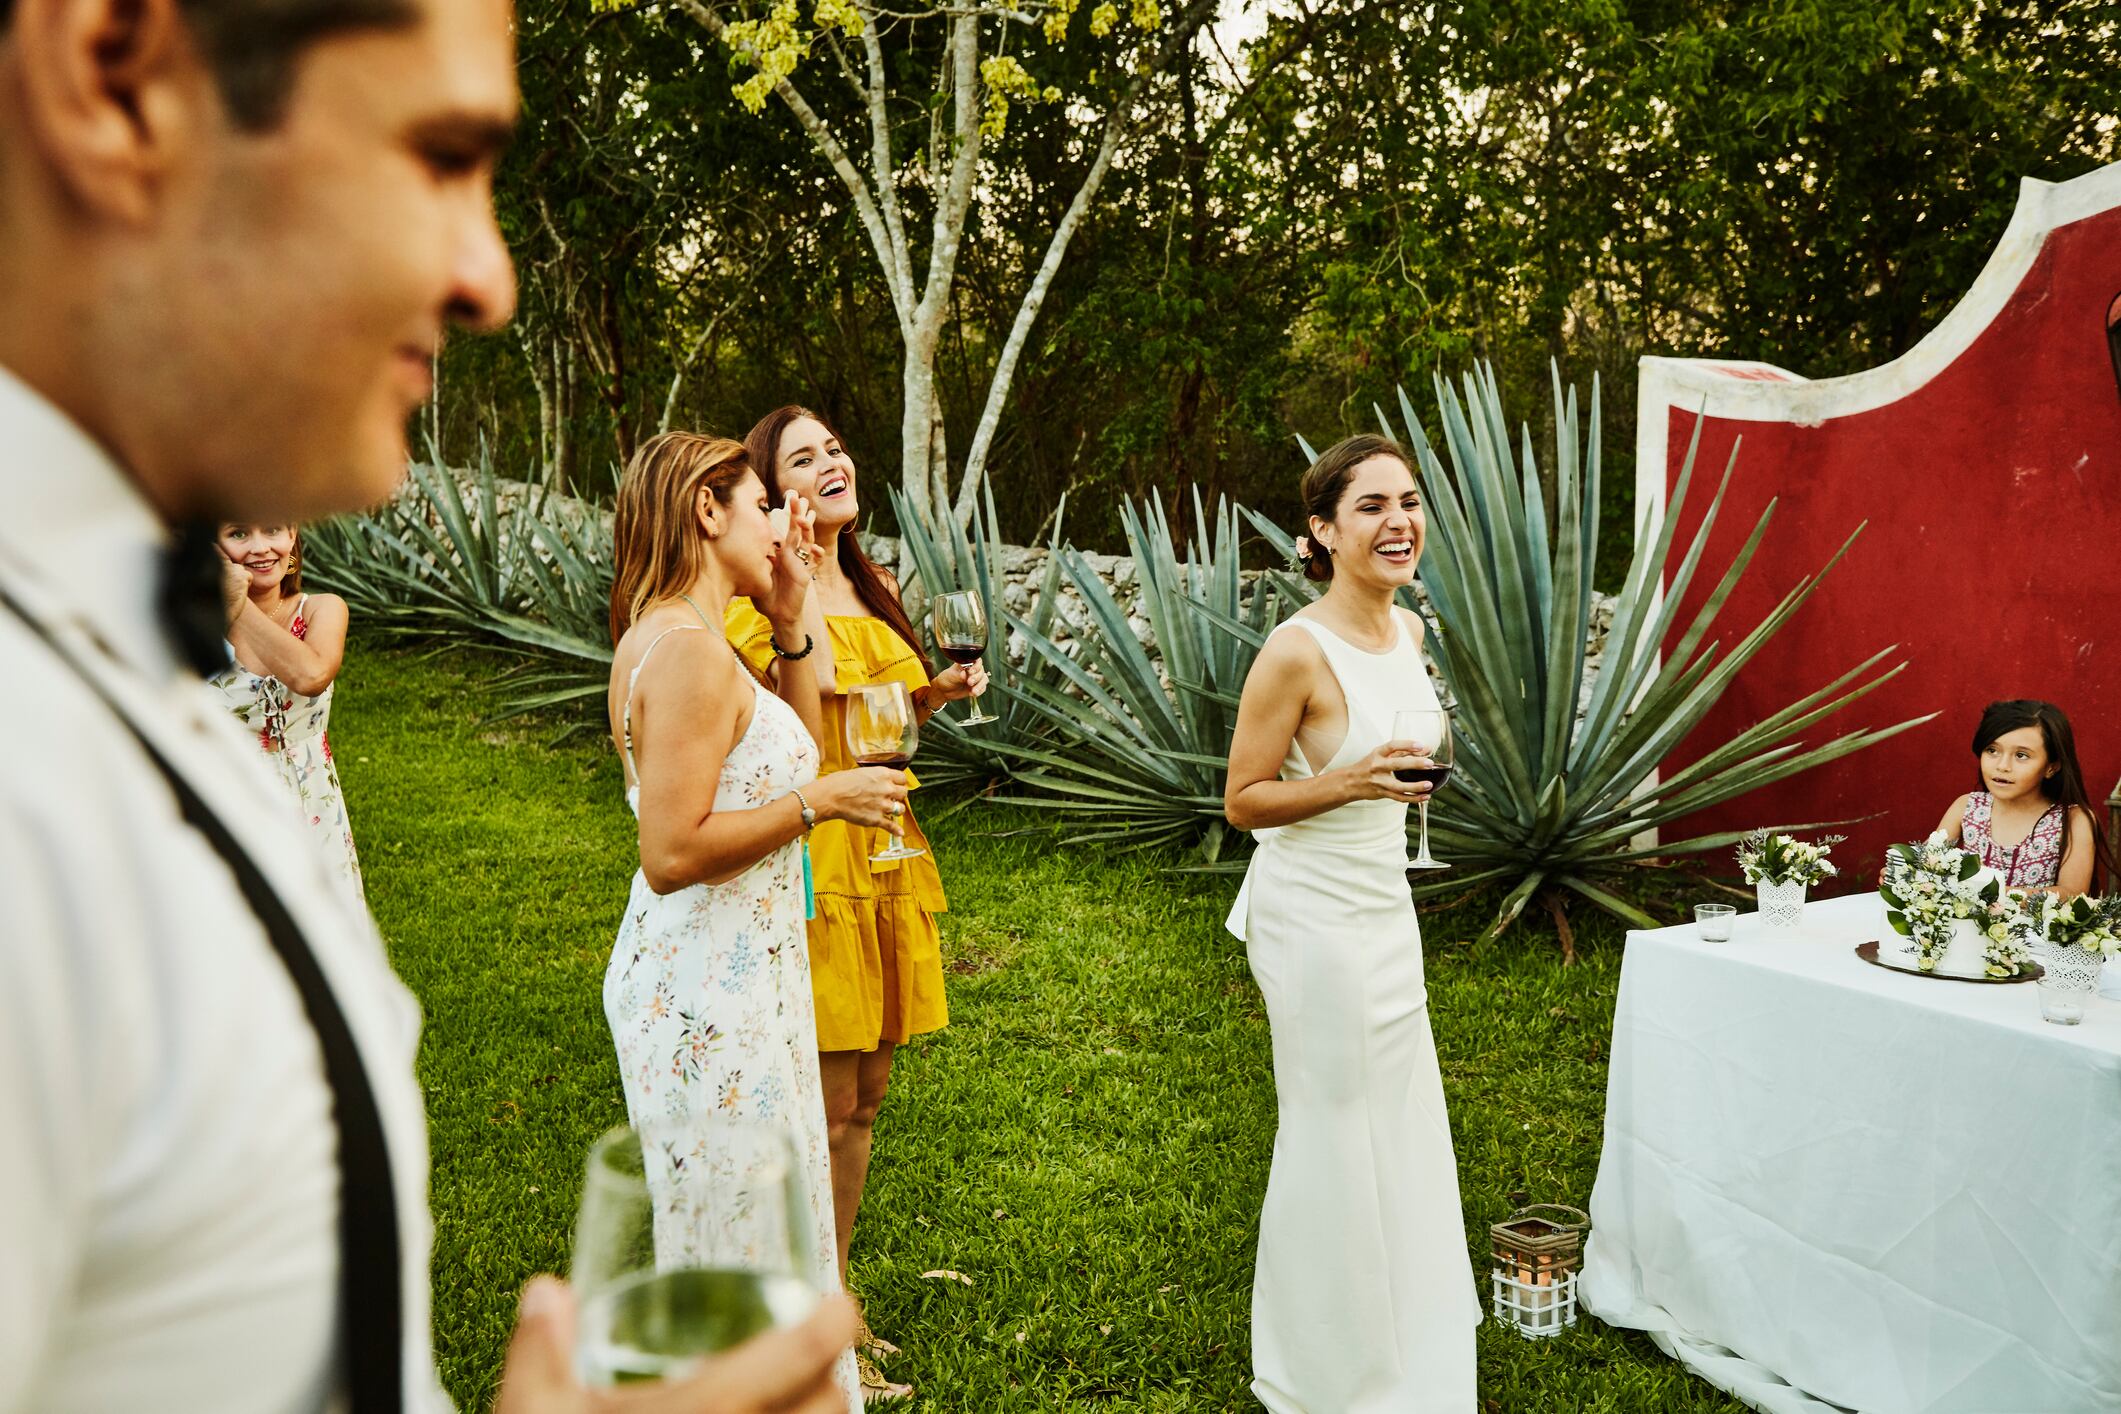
(332, 634), (1741, 1413)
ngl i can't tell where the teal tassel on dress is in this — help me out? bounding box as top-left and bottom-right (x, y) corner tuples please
(802, 840), (815, 921)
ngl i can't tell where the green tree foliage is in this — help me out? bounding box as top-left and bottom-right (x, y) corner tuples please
(436, 0), (2118, 554)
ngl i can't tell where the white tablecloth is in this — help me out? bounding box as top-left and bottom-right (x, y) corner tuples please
(1580, 892), (2121, 1413)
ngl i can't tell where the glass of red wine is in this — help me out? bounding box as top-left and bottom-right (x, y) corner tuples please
(1391, 707), (1453, 871)
(929, 590), (996, 725)
(844, 682), (926, 863)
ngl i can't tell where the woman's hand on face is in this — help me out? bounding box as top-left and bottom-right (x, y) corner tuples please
(927, 660), (988, 703)
(1343, 740), (1432, 803)
(218, 554), (252, 626)
(759, 492), (819, 627)
(809, 766), (911, 833)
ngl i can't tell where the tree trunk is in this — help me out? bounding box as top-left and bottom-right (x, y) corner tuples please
(899, 348), (938, 528)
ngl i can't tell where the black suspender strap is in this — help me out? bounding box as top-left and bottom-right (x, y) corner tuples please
(0, 585), (404, 1413)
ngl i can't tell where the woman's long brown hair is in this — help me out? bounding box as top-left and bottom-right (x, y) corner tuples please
(743, 405), (925, 661)
(608, 432), (754, 643)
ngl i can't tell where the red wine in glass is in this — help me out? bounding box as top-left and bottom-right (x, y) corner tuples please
(1394, 763), (1454, 789)
(845, 682), (927, 861)
(1389, 706), (1453, 871)
(930, 590), (997, 724)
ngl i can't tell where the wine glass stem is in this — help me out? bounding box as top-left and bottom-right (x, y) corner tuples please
(1417, 797), (1433, 862)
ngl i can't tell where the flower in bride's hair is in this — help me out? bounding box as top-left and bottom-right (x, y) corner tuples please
(1293, 535), (1316, 561)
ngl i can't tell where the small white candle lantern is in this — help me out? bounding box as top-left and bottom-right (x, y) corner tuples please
(1489, 1203), (1588, 1338)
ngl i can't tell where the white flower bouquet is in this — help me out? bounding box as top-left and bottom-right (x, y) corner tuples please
(2027, 891), (2121, 958)
(1880, 841), (2029, 976)
(1736, 830), (1843, 888)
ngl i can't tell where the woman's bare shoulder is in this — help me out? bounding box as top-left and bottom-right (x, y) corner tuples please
(617, 614), (735, 688)
(1252, 619), (1325, 674)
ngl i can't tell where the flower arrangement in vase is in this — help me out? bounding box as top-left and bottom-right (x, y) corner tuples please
(2021, 891), (2121, 1013)
(1737, 830), (1842, 931)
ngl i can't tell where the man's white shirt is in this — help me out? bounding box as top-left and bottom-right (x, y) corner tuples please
(0, 364), (448, 1412)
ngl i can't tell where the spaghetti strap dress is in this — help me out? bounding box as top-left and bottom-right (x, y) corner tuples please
(601, 623), (859, 1411)
(209, 593), (364, 906)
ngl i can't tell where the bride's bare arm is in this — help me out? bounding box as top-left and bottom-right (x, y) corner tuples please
(1224, 631), (1424, 831)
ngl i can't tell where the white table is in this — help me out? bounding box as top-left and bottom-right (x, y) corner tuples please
(1580, 892), (2121, 1413)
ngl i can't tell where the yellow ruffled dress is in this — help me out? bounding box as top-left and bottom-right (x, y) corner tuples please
(726, 599), (950, 1053)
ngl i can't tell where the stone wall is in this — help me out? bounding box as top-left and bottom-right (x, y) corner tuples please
(399, 469), (1616, 706)
(864, 530), (1620, 712)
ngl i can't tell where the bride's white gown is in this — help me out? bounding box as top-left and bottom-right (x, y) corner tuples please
(1227, 615), (1480, 1412)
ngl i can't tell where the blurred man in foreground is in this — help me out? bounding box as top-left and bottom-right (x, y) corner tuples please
(0, 0), (854, 1408)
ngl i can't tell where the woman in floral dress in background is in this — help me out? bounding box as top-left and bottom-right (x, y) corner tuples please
(210, 522), (364, 906)
(604, 433), (913, 1412)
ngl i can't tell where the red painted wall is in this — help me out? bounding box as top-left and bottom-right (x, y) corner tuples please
(1658, 207), (2121, 889)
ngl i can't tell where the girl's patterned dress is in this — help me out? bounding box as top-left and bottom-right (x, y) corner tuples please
(602, 624), (858, 1411)
(209, 594), (364, 906)
(1962, 790), (2067, 889)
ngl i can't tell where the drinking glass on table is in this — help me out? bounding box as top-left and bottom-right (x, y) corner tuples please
(1391, 707), (1454, 871)
(845, 681), (926, 862)
(572, 1118), (818, 1386)
(930, 589), (996, 725)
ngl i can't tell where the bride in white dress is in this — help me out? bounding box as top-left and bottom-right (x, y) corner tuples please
(1224, 434), (1481, 1412)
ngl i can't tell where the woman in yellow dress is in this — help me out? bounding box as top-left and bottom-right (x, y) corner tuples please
(726, 405), (986, 1402)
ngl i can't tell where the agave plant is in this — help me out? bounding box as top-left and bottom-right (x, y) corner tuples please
(887, 483), (1075, 791)
(303, 441), (615, 722)
(981, 492), (1299, 861)
(1313, 365), (1931, 952)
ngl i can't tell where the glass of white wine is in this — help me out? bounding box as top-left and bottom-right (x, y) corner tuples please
(572, 1117), (818, 1387)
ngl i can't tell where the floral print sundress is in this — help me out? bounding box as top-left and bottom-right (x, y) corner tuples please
(603, 623), (858, 1411)
(209, 594), (365, 908)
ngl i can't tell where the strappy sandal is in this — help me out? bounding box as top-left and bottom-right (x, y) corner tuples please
(856, 1313), (903, 1360)
(856, 1348), (913, 1404)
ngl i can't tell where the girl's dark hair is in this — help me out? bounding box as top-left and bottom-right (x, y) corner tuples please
(1971, 699), (2116, 886)
(1296, 434), (1413, 582)
(744, 406), (925, 661)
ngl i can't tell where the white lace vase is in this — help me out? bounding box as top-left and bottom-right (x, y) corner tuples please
(2031, 938), (2104, 1025)
(1756, 879), (1807, 932)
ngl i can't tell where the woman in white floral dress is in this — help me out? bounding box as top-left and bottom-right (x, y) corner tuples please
(209, 522), (363, 905)
(604, 433), (912, 1410)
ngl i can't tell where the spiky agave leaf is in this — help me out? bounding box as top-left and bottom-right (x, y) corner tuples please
(981, 494), (1294, 863)
(1369, 364), (1930, 939)
(303, 440), (616, 722)
(889, 483), (1074, 790)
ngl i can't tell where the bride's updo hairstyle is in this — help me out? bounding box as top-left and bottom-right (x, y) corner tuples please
(1296, 433), (1413, 582)
(610, 431), (753, 642)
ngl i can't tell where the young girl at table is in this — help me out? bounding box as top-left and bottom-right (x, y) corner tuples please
(1926, 699), (2111, 897)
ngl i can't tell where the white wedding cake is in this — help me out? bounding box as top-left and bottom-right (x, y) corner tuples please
(1878, 842), (2027, 979)
(1876, 917), (1995, 978)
